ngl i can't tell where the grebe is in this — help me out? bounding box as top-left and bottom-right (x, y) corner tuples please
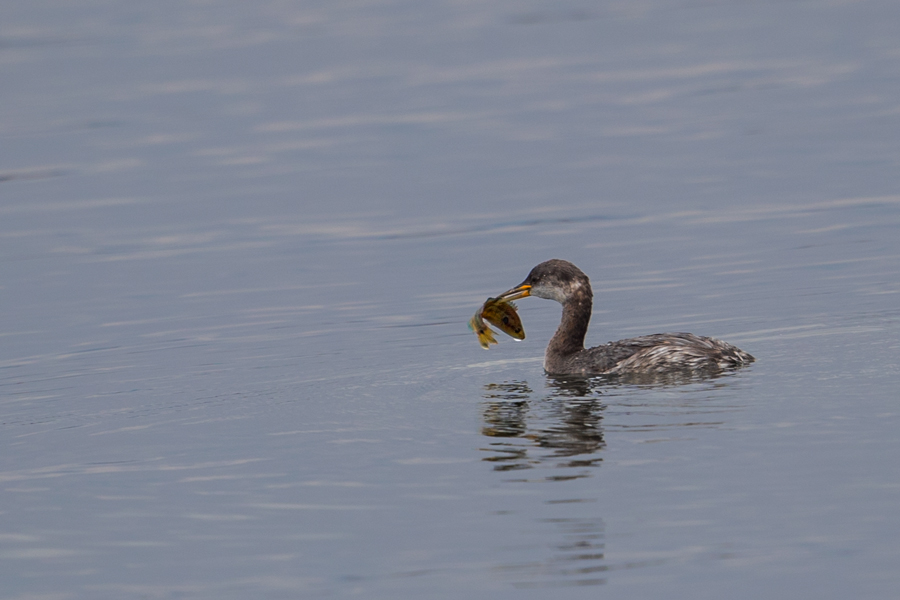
(495, 259), (754, 376)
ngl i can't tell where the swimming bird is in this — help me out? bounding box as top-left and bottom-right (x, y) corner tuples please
(495, 259), (754, 376)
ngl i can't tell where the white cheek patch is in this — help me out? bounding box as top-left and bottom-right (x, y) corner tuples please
(532, 283), (569, 303)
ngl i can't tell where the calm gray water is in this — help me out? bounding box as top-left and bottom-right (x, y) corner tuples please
(2, 0), (900, 598)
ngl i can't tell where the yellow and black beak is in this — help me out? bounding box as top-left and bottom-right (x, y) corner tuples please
(496, 283), (531, 302)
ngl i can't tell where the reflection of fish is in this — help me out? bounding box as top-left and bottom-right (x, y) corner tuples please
(468, 297), (525, 349)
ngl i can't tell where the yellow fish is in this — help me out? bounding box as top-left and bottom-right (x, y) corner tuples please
(468, 309), (499, 349)
(482, 298), (525, 340)
(468, 297), (525, 349)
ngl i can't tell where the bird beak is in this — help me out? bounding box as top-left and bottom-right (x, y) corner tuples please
(496, 283), (531, 301)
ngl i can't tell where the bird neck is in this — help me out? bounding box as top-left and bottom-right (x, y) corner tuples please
(547, 290), (592, 357)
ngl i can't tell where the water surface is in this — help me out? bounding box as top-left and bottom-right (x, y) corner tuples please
(2, 0), (900, 598)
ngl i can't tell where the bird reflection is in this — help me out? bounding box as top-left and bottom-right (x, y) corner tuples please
(479, 370), (745, 588)
(495, 515), (609, 588)
(480, 369), (741, 472)
(481, 378), (605, 476)
(481, 377), (607, 587)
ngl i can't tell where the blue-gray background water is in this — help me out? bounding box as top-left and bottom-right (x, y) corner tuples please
(2, 1), (899, 598)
